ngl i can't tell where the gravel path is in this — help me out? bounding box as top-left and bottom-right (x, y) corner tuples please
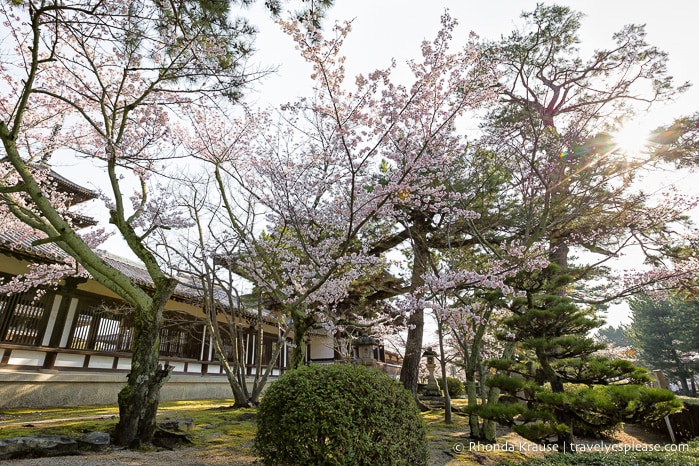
(3, 448), (258, 465)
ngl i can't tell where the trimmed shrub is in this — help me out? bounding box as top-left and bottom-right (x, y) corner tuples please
(645, 397), (699, 441)
(437, 376), (465, 397)
(254, 363), (428, 466)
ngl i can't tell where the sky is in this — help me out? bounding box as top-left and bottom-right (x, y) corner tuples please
(239, 0), (699, 327)
(244, 0), (698, 125)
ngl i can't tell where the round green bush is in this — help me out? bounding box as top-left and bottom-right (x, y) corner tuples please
(254, 363), (428, 466)
(437, 376), (465, 397)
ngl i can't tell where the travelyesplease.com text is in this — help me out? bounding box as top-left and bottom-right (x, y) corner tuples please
(453, 441), (689, 454)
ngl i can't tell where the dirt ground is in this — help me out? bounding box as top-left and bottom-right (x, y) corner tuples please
(3, 448), (258, 466)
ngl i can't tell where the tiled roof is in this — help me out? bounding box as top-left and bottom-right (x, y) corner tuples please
(99, 252), (157, 289)
(0, 231), (187, 295)
(0, 230), (67, 261)
(99, 252), (214, 301)
(0, 159), (97, 204)
(97, 253), (276, 321)
(0, 232), (275, 320)
(48, 167), (98, 203)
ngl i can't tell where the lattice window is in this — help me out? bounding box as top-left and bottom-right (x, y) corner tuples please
(261, 334), (280, 367)
(159, 313), (203, 359)
(0, 290), (50, 346)
(66, 301), (134, 352)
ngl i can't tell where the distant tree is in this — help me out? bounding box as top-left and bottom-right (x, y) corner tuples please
(627, 294), (699, 395)
(595, 324), (633, 348)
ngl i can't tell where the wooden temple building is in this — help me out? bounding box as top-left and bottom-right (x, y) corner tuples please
(0, 167), (400, 408)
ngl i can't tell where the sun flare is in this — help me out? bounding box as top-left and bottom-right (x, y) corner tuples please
(612, 121), (653, 156)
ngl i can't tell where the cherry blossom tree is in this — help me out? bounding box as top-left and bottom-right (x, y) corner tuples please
(173, 13), (500, 372)
(409, 206), (550, 421)
(0, 0), (274, 446)
(446, 294), (514, 441)
(156, 172), (287, 407)
(421, 269), (516, 425)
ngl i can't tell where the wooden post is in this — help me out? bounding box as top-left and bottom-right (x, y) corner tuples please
(652, 370), (677, 444)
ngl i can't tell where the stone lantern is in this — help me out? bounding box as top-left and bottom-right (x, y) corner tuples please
(421, 347), (442, 397)
(352, 334), (379, 367)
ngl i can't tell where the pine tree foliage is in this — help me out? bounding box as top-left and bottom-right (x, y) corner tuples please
(469, 3), (691, 449)
(627, 294), (699, 394)
(479, 266), (682, 447)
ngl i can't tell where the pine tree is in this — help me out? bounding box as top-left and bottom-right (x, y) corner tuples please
(628, 294), (699, 395)
(479, 266), (682, 450)
(469, 4), (690, 450)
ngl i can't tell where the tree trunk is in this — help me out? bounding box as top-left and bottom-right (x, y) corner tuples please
(466, 372), (481, 438)
(114, 280), (177, 447)
(539, 352), (576, 452)
(400, 309), (424, 397)
(114, 316), (170, 446)
(250, 338), (284, 402)
(400, 221), (429, 397)
(209, 321), (250, 407)
(557, 429), (576, 453)
(203, 288), (253, 407)
(289, 312), (313, 370)
(478, 378), (502, 443)
(437, 318), (452, 424)
(290, 333), (305, 370)
(462, 309), (493, 438)
(481, 343), (514, 442)
(249, 299), (284, 402)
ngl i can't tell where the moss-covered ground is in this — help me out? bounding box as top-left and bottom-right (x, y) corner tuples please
(0, 399), (257, 453)
(1, 398), (697, 465)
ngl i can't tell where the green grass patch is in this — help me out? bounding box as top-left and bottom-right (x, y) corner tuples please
(185, 406), (257, 453)
(0, 415), (120, 439)
(0, 399), (240, 440)
(0, 405), (119, 422)
(0, 399), (259, 459)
